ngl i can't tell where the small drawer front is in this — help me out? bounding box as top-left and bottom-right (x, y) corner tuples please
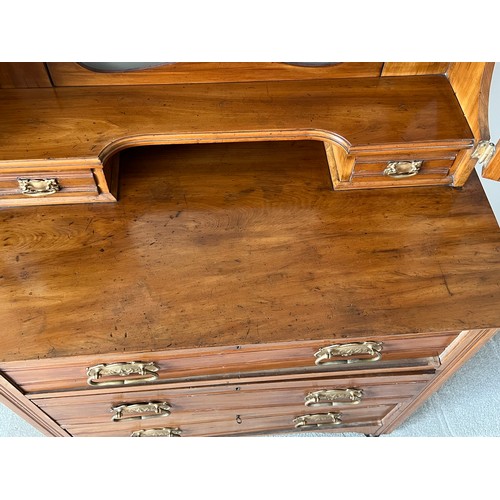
(349, 151), (457, 188)
(0, 169), (99, 206)
(4, 331), (459, 393)
(31, 371), (433, 435)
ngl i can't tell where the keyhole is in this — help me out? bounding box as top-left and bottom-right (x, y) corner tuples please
(236, 415), (242, 424)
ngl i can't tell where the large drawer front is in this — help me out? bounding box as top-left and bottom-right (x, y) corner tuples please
(3, 331), (459, 393)
(63, 405), (393, 437)
(32, 371), (433, 436)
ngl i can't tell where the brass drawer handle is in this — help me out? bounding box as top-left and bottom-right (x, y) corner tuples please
(293, 412), (342, 430)
(383, 161), (422, 179)
(18, 178), (61, 196)
(305, 388), (363, 407)
(314, 341), (383, 366)
(86, 361), (160, 387)
(131, 427), (182, 437)
(111, 402), (171, 421)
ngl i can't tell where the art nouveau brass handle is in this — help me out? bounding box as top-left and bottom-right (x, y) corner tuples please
(111, 402), (171, 421)
(131, 427), (182, 437)
(86, 361), (160, 387)
(304, 388), (363, 407)
(383, 161), (422, 179)
(314, 341), (383, 366)
(293, 412), (342, 430)
(17, 178), (61, 196)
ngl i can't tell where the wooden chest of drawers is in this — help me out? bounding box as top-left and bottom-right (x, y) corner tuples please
(1, 141), (499, 437)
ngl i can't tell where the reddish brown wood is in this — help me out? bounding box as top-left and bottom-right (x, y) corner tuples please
(46, 62), (384, 86)
(0, 75), (475, 202)
(33, 372), (433, 427)
(63, 403), (394, 437)
(0, 166), (115, 207)
(382, 63), (450, 76)
(447, 62), (495, 142)
(3, 143), (499, 364)
(0, 141), (499, 437)
(0, 63), (52, 88)
(0, 331), (453, 393)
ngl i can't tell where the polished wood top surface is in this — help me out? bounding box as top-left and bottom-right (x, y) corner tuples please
(1, 141), (499, 362)
(0, 76), (473, 167)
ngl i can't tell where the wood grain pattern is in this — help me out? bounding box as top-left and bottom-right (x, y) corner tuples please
(447, 62), (495, 141)
(0, 76), (473, 187)
(1, 142), (499, 368)
(382, 63), (450, 76)
(46, 62), (384, 86)
(1, 141), (499, 437)
(62, 403), (394, 437)
(0, 332), (451, 393)
(32, 372), (433, 427)
(0, 63), (52, 88)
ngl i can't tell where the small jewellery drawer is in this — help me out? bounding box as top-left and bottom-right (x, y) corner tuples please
(4, 331), (459, 393)
(31, 371), (434, 436)
(0, 168), (101, 207)
(348, 150), (458, 188)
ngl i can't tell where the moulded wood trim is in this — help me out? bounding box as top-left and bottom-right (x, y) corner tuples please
(0, 330), (461, 370)
(0, 74), (476, 199)
(46, 62), (385, 87)
(96, 129), (353, 165)
(0, 372), (69, 436)
(375, 328), (499, 435)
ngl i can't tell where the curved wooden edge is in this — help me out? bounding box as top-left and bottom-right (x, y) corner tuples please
(96, 129), (353, 165)
(97, 130), (353, 195)
(0, 372), (70, 436)
(0, 129), (475, 203)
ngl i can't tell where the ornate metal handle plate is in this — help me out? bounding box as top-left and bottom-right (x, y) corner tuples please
(293, 412), (342, 430)
(111, 402), (171, 421)
(18, 178), (61, 196)
(383, 161), (422, 179)
(86, 361), (160, 387)
(304, 388), (363, 407)
(314, 341), (383, 366)
(131, 427), (181, 437)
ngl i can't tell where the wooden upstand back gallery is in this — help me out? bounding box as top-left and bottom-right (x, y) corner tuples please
(0, 62), (499, 436)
